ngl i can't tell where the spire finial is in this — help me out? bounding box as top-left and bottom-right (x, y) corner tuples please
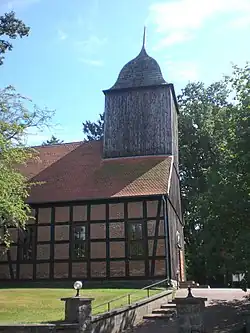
(142, 26), (146, 49)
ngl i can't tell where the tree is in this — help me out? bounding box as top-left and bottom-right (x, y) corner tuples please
(0, 11), (52, 249)
(81, 64), (250, 286)
(42, 135), (64, 146)
(178, 80), (234, 283)
(178, 64), (250, 285)
(0, 11), (30, 65)
(82, 113), (104, 141)
(218, 64), (250, 278)
(0, 86), (53, 248)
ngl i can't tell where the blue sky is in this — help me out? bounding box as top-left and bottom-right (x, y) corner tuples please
(0, 0), (250, 145)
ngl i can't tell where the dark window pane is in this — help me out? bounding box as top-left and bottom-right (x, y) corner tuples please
(74, 243), (86, 259)
(73, 226), (86, 240)
(72, 225), (87, 258)
(128, 222), (144, 258)
(129, 223), (143, 240)
(129, 241), (144, 257)
(20, 227), (34, 260)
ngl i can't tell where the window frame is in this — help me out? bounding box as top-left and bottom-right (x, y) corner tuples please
(72, 224), (88, 260)
(19, 225), (35, 261)
(128, 221), (145, 259)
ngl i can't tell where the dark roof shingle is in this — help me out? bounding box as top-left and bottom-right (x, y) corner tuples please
(108, 47), (167, 91)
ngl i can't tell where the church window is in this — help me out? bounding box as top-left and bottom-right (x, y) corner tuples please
(128, 222), (144, 258)
(72, 225), (87, 259)
(19, 226), (34, 260)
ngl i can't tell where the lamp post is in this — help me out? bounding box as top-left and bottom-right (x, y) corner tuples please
(61, 280), (94, 330)
(187, 286), (193, 298)
(73, 280), (83, 297)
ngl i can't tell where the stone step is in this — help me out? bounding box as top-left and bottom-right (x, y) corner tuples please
(143, 313), (173, 320)
(161, 303), (177, 309)
(152, 308), (176, 315)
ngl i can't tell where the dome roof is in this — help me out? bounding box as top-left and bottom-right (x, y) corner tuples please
(109, 46), (167, 91)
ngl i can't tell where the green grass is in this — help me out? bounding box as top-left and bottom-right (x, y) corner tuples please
(0, 287), (163, 323)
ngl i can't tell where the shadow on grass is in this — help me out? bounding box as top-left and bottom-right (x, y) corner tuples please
(0, 280), (161, 290)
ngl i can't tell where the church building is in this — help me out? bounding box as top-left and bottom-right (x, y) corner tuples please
(0, 34), (185, 284)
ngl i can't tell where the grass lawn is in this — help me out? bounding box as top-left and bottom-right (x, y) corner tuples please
(0, 287), (163, 323)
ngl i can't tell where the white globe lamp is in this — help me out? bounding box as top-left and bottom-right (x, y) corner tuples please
(73, 280), (83, 297)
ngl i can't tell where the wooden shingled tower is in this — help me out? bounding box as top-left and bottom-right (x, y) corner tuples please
(103, 29), (179, 171)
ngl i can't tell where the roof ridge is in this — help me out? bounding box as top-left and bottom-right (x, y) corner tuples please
(103, 154), (172, 162)
(30, 140), (101, 149)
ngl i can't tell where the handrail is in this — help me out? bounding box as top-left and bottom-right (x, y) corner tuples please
(141, 278), (169, 290)
(93, 278), (171, 313)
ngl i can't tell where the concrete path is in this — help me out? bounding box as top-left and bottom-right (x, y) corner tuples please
(127, 289), (250, 333)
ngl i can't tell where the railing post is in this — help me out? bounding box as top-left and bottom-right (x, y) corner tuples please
(93, 278), (170, 315)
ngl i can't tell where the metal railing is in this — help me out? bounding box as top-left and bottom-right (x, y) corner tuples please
(93, 278), (171, 314)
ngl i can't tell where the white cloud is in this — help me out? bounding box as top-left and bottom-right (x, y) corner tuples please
(55, 1), (104, 65)
(79, 58), (103, 67)
(153, 31), (193, 50)
(229, 15), (250, 29)
(75, 35), (107, 56)
(163, 59), (199, 83)
(176, 65), (199, 82)
(0, 0), (39, 11)
(74, 35), (106, 67)
(74, 0), (100, 32)
(149, 0), (250, 48)
(76, 15), (85, 28)
(57, 29), (68, 41)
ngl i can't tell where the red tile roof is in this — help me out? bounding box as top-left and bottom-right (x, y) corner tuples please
(21, 141), (173, 203)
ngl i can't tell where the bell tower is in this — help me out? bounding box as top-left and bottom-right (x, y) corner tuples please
(103, 30), (179, 168)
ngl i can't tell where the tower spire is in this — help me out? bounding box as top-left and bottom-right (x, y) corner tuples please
(142, 26), (146, 49)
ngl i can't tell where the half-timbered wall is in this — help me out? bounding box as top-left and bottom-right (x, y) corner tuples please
(167, 203), (179, 280)
(0, 198), (167, 281)
(169, 164), (182, 220)
(167, 164), (185, 282)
